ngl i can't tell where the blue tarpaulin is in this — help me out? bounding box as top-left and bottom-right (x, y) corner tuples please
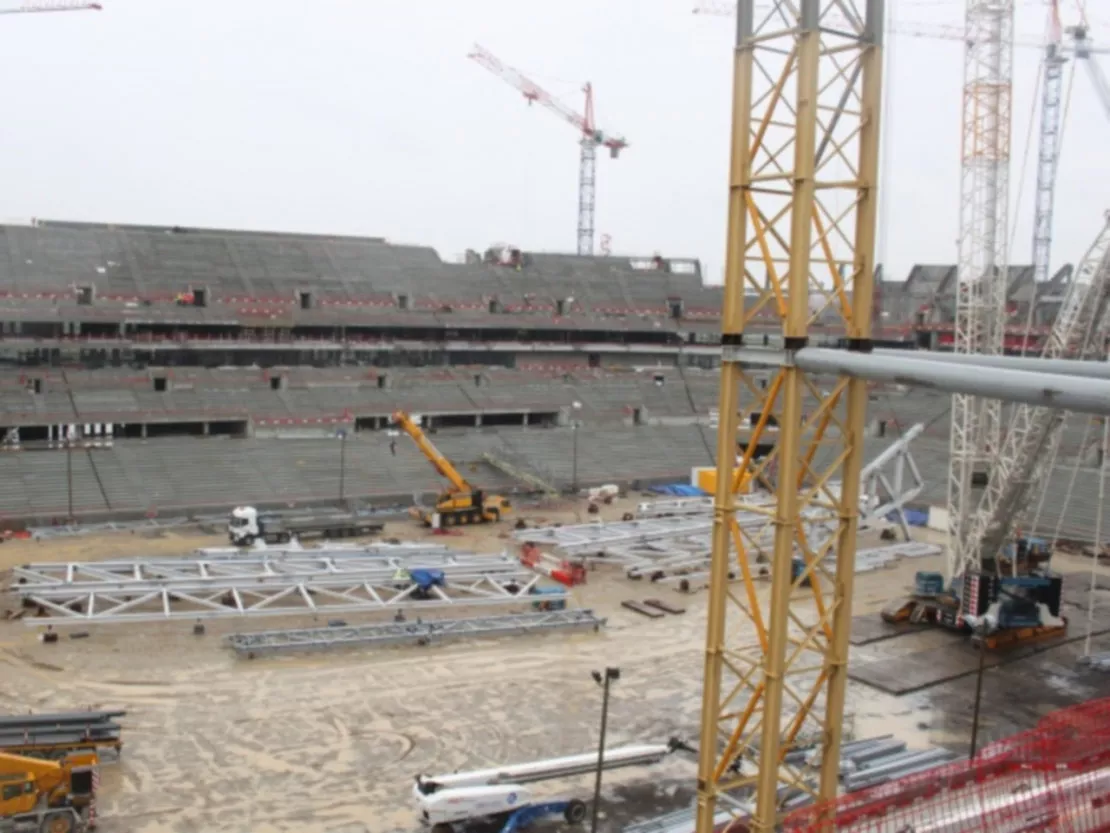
(647, 484), (708, 497)
(887, 508), (929, 527)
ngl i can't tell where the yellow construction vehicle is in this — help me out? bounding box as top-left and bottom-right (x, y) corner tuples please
(1, 750), (96, 833)
(391, 410), (512, 527)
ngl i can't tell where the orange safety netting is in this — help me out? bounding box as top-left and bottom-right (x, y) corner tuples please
(784, 697), (1110, 832)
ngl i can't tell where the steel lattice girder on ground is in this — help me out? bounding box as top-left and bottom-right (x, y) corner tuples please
(19, 571), (553, 626)
(194, 542), (452, 560)
(513, 510), (814, 553)
(226, 608), (606, 657)
(516, 508), (835, 564)
(658, 542), (943, 588)
(12, 549), (519, 590)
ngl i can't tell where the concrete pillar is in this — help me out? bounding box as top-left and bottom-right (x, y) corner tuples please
(475, 414), (482, 427)
(141, 423), (148, 439)
(203, 422), (210, 436)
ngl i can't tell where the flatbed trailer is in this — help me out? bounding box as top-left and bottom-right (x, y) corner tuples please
(228, 506), (384, 545)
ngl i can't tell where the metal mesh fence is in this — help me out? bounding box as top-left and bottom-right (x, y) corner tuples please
(784, 697), (1110, 832)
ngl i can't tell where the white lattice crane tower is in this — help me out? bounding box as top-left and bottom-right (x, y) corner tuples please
(1032, 1), (1067, 287)
(966, 215), (1110, 570)
(947, 1), (1015, 581)
(467, 44), (627, 257)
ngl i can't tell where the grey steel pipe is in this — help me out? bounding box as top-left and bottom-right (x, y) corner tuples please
(841, 748), (952, 790)
(726, 347), (1110, 415)
(873, 348), (1110, 380)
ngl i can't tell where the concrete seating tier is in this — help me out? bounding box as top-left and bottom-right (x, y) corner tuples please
(0, 221), (722, 323)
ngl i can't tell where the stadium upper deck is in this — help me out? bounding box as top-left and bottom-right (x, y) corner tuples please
(0, 220), (911, 367)
(0, 219), (1075, 370)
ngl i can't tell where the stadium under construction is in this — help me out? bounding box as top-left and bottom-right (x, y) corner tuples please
(5, 1), (1110, 833)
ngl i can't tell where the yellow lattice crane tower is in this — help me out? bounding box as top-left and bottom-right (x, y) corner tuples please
(694, 0), (883, 831)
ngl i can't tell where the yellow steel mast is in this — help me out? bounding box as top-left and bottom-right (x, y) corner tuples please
(695, 0), (883, 831)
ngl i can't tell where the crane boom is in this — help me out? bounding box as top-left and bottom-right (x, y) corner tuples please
(391, 411), (472, 494)
(964, 215), (1110, 572)
(692, 2), (1052, 47)
(1032, 2), (1067, 287)
(0, 1), (101, 14)
(467, 43), (626, 152)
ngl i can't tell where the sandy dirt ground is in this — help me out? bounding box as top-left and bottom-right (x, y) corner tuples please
(2, 502), (1109, 833)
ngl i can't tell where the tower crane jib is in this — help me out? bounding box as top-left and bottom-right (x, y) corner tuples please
(0, 1), (101, 14)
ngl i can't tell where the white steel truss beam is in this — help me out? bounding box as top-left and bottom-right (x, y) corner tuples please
(19, 572), (552, 627)
(13, 551), (519, 589)
(226, 609), (605, 657)
(659, 542), (943, 590)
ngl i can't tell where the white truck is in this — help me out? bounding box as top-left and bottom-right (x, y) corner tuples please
(227, 506), (384, 546)
(413, 741), (680, 832)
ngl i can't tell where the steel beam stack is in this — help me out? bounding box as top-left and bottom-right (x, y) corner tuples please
(625, 736), (958, 832)
(0, 710), (126, 757)
(226, 609), (606, 657)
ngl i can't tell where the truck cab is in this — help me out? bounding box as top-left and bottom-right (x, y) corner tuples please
(228, 506), (261, 546)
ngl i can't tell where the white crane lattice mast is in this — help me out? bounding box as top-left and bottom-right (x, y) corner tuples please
(966, 215), (1110, 572)
(947, 0), (1015, 580)
(467, 44), (627, 257)
(1032, 2), (1067, 287)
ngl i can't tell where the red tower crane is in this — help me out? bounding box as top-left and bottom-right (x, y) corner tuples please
(468, 44), (627, 257)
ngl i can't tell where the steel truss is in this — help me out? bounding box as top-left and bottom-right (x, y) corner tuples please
(660, 542), (942, 590)
(948, 0), (1014, 580)
(582, 428), (926, 579)
(636, 497), (719, 519)
(194, 542), (454, 560)
(13, 549), (519, 588)
(16, 558), (553, 627)
(226, 609), (606, 657)
(695, 0), (883, 830)
(962, 215), (1110, 574)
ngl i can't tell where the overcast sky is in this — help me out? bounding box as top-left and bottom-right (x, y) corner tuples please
(0, 0), (1105, 286)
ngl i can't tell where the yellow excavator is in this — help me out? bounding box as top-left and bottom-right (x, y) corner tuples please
(391, 410), (512, 527)
(1, 750), (97, 833)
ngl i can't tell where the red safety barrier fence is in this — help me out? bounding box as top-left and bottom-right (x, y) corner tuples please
(785, 697), (1110, 832)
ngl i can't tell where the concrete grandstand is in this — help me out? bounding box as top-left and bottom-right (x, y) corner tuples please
(0, 219), (1092, 534)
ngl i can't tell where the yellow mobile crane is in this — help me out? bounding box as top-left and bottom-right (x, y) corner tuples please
(391, 411), (512, 527)
(1, 750), (97, 833)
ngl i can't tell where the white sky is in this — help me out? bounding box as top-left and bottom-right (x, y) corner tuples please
(0, 0), (1105, 286)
